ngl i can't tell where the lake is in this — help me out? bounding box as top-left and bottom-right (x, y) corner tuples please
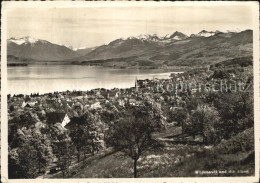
(8, 65), (182, 95)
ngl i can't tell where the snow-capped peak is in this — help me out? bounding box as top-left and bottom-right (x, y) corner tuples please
(190, 30), (219, 38)
(137, 34), (150, 40)
(8, 36), (46, 45)
(164, 34), (171, 39)
(136, 34), (159, 41)
(125, 31), (188, 44)
(197, 30), (216, 37)
(169, 31), (188, 40)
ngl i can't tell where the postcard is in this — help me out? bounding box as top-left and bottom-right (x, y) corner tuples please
(1, 1), (259, 183)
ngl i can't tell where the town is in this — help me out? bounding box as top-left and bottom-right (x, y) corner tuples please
(8, 56), (254, 178)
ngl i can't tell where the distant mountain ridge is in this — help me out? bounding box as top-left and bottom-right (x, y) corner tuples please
(129, 31), (189, 43)
(73, 29), (252, 65)
(190, 30), (221, 37)
(75, 47), (98, 56)
(8, 37), (48, 45)
(7, 29), (252, 67)
(8, 37), (80, 61)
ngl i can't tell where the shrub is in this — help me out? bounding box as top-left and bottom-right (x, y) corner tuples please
(215, 127), (254, 154)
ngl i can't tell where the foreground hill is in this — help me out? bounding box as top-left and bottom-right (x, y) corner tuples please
(49, 128), (253, 178)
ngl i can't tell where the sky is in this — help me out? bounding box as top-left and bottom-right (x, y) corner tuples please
(7, 4), (254, 49)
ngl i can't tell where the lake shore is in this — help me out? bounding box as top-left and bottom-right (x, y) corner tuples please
(7, 64), (185, 95)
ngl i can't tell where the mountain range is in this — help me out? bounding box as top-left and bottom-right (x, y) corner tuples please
(7, 30), (252, 67)
(7, 37), (80, 61)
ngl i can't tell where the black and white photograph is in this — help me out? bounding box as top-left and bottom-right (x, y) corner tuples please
(1, 1), (259, 182)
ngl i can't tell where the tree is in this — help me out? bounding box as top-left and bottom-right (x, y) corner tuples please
(201, 106), (221, 145)
(82, 111), (104, 156)
(9, 144), (38, 178)
(212, 91), (253, 140)
(51, 124), (75, 178)
(185, 96), (201, 111)
(99, 106), (120, 125)
(106, 102), (164, 178)
(188, 105), (221, 144)
(53, 138), (74, 178)
(169, 108), (187, 134)
(31, 131), (53, 174)
(69, 111), (104, 163)
(8, 124), (53, 178)
(69, 117), (86, 162)
(10, 105), (15, 112)
(19, 111), (40, 128)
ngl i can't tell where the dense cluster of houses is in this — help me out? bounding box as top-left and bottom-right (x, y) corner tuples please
(8, 63), (252, 130)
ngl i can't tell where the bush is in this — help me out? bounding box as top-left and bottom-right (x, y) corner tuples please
(215, 127), (254, 154)
(9, 145), (38, 178)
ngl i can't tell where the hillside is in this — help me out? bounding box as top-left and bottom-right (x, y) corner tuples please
(71, 30), (253, 68)
(74, 38), (160, 61)
(8, 55), (254, 178)
(7, 55), (36, 63)
(50, 128), (253, 178)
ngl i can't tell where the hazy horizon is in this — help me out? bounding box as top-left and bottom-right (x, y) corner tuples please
(7, 4), (254, 48)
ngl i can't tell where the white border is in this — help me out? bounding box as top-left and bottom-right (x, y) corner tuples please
(1, 1), (8, 182)
(1, 1), (259, 183)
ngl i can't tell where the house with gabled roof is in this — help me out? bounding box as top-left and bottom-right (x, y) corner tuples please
(64, 116), (84, 130)
(46, 112), (70, 128)
(22, 101), (37, 108)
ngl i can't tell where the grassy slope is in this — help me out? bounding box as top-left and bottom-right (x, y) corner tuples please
(50, 127), (254, 178)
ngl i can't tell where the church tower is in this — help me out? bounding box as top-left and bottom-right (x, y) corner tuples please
(135, 76), (138, 92)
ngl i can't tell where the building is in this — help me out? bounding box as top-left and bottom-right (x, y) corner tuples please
(21, 101), (37, 108)
(91, 102), (101, 109)
(135, 76), (139, 92)
(64, 116), (84, 130)
(46, 112), (70, 128)
(108, 90), (119, 100)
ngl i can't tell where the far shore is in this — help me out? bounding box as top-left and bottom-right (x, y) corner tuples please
(7, 61), (192, 71)
(7, 63), (28, 67)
